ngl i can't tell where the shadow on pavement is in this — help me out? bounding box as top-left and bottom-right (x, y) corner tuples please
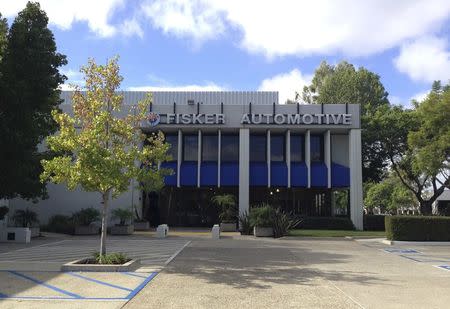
(163, 238), (384, 289)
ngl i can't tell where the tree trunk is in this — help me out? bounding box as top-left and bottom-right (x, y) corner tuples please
(419, 200), (432, 215)
(99, 189), (111, 256)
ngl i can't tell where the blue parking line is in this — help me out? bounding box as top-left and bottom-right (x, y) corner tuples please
(122, 272), (149, 279)
(126, 272), (158, 299)
(66, 272), (133, 292)
(8, 271), (82, 299)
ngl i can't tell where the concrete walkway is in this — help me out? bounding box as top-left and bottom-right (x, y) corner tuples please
(125, 237), (450, 309)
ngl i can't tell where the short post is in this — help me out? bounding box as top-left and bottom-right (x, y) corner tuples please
(156, 224), (169, 238)
(211, 224), (220, 239)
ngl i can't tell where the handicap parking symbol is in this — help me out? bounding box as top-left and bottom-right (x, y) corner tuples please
(384, 248), (420, 254)
(436, 265), (450, 271)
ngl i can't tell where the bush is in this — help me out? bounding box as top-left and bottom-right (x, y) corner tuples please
(72, 208), (100, 226)
(12, 208), (39, 227)
(111, 208), (133, 226)
(43, 215), (75, 234)
(385, 216), (450, 241)
(364, 215), (386, 231)
(211, 194), (237, 223)
(0, 206), (9, 220)
(249, 204), (274, 227)
(238, 211), (252, 235)
(93, 252), (129, 264)
(300, 216), (355, 230)
(272, 209), (303, 238)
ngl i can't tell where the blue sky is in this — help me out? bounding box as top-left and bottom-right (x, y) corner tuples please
(2, 0), (450, 105)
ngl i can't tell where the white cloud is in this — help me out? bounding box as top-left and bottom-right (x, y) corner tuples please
(138, 0), (450, 58)
(258, 69), (312, 104)
(411, 90), (429, 103)
(128, 82), (226, 92)
(394, 36), (450, 83)
(141, 0), (225, 42)
(0, 0), (125, 37)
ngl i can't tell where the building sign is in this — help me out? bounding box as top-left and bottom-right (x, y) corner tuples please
(148, 113), (352, 126)
(241, 113), (352, 125)
(166, 113), (225, 124)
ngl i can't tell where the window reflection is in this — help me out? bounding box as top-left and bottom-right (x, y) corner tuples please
(202, 135), (218, 162)
(221, 135), (239, 162)
(271, 135), (285, 162)
(165, 134), (178, 161)
(290, 134), (304, 162)
(183, 134), (198, 161)
(250, 135), (266, 162)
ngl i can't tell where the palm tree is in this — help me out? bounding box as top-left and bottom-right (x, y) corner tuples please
(211, 194), (237, 222)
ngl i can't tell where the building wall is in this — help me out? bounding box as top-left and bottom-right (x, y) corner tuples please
(10, 91), (363, 229)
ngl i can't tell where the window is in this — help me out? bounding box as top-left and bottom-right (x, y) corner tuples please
(202, 135), (218, 162)
(311, 135), (324, 162)
(221, 135), (239, 162)
(271, 134), (285, 162)
(250, 135), (266, 162)
(290, 134), (304, 162)
(183, 134), (198, 161)
(165, 134), (178, 161)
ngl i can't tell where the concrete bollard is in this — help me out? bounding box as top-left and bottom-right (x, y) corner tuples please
(211, 224), (220, 239)
(156, 224), (169, 238)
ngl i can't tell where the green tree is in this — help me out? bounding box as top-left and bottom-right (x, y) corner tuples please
(0, 13), (7, 63)
(374, 84), (450, 215)
(0, 2), (67, 200)
(300, 61), (390, 182)
(364, 175), (415, 214)
(40, 57), (171, 256)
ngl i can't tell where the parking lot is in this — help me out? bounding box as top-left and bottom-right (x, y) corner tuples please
(0, 234), (190, 308)
(0, 234), (450, 308)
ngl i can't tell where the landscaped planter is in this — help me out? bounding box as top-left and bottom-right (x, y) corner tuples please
(254, 226), (273, 237)
(30, 227), (40, 238)
(74, 225), (99, 235)
(220, 222), (236, 232)
(110, 224), (134, 235)
(134, 221), (150, 231)
(61, 258), (140, 272)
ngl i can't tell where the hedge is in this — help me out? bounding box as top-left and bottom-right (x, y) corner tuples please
(300, 216), (355, 230)
(364, 215), (386, 231)
(385, 216), (450, 241)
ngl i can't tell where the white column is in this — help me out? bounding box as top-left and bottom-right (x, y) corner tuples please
(197, 130), (202, 188)
(218, 129), (221, 188)
(267, 130), (271, 188)
(349, 129), (363, 230)
(177, 129), (182, 188)
(325, 130), (331, 189)
(305, 130), (311, 188)
(286, 130), (291, 188)
(239, 129), (250, 216)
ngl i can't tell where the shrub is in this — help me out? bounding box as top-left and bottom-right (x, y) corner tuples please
(249, 204), (274, 227)
(300, 216), (355, 230)
(111, 208), (133, 226)
(211, 194), (237, 223)
(0, 206), (9, 220)
(93, 252), (129, 264)
(72, 208), (100, 226)
(385, 216), (450, 241)
(364, 215), (386, 231)
(12, 208), (39, 227)
(272, 209), (303, 238)
(238, 211), (252, 235)
(44, 215), (75, 234)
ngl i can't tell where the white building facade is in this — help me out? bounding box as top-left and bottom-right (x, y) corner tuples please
(11, 91), (364, 230)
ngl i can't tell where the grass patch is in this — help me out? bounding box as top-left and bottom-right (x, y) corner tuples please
(288, 229), (386, 237)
